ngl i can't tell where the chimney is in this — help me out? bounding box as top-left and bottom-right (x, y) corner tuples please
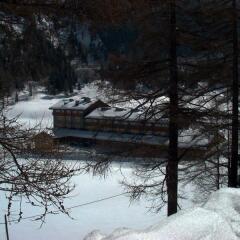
(82, 97), (91, 103)
(75, 100), (80, 106)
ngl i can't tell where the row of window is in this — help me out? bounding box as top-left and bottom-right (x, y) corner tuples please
(54, 115), (168, 131)
(85, 118), (167, 128)
(85, 122), (165, 133)
(54, 112), (168, 126)
(54, 110), (83, 115)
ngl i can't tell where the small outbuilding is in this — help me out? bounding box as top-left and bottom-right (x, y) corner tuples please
(31, 131), (55, 153)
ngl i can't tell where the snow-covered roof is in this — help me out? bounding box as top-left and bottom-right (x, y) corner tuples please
(85, 107), (142, 121)
(86, 107), (169, 126)
(53, 128), (168, 146)
(178, 129), (214, 148)
(49, 97), (100, 111)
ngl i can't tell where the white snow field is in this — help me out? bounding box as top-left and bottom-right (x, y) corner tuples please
(0, 164), (163, 240)
(1, 89), (163, 240)
(6, 82), (105, 128)
(1, 86), (232, 240)
(84, 188), (240, 240)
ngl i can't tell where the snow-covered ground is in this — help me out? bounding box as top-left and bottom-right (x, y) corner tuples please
(84, 188), (240, 240)
(0, 161), (198, 240)
(6, 93), (58, 128)
(6, 82), (105, 128)
(0, 164), (163, 240)
(0, 85), (220, 240)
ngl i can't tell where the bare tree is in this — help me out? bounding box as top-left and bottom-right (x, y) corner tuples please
(92, 0), (239, 214)
(1, 0), (238, 220)
(0, 99), (80, 222)
(229, 0), (239, 187)
(0, 0), (116, 222)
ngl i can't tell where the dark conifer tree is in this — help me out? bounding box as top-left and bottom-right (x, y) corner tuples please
(229, 0), (239, 187)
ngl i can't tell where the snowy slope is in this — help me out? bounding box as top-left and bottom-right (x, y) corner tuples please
(5, 82), (102, 128)
(84, 188), (240, 240)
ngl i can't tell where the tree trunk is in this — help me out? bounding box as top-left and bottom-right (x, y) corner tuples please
(29, 82), (33, 96)
(229, 0), (239, 187)
(15, 91), (19, 103)
(167, 0), (179, 216)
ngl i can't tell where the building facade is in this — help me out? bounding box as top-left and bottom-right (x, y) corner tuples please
(50, 96), (214, 158)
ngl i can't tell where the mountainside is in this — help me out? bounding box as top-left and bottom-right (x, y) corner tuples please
(0, 14), (135, 96)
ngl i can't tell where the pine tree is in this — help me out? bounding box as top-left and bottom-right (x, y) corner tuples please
(229, 0), (239, 187)
(167, 0), (179, 216)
